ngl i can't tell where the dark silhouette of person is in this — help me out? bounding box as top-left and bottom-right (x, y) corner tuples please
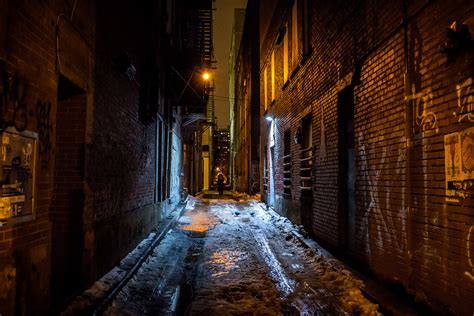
(217, 173), (225, 195)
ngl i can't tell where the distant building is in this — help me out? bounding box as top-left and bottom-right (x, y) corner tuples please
(232, 0), (260, 194)
(213, 129), (230, 181)
(229, 8), (246, 189)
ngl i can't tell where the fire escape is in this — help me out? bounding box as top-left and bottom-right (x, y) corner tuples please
(196, 3), (215, 125)
(180, 0), (216, 194)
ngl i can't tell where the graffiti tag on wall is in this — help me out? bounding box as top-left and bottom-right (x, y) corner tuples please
(0, 61), (28, 132)
(466, 225), (474, 281)
(454, 78), (474, 123)
(405, 85), (438, 133)
(444, 126), (474, 202)
(36, 101), (52, 168)
(0, 60), (53, 168)
(357, 132), (407, 259)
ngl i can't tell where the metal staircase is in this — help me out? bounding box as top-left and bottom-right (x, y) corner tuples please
(196, 2), (215, 70)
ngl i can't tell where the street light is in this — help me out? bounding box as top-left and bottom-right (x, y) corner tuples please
(171, 66), (210, 102)
(265, 115), (273, 122)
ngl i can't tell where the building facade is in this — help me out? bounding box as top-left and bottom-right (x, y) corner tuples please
(181, 0), (216, 195)
(0, 0), (209, 314)
(213, 128), (230, 183)
(229, 8), (246, 190)
(257, 0), (474, 314)
(233, 0), (261, 194)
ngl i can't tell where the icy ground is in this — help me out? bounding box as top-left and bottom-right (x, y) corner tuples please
(66, 195), (381, 315)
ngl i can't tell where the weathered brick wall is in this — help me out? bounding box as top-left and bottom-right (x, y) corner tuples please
(51, 93), (87, 309)
(1, 1), (184, 313)
(84, 0), (172, 283)
(258, 0), (474, 313)
(0, 0), (95, 314)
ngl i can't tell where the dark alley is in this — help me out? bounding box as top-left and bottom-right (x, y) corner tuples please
(66, 194), (380, 315)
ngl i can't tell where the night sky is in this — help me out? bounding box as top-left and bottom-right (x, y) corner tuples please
(214, 0), (247, 129)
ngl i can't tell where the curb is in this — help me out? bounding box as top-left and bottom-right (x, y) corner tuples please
(92, 199), (189, 315)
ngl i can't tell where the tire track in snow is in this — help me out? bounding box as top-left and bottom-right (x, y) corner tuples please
(250, 228), (296, 296)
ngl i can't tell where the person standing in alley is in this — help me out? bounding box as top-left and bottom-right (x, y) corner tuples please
(217, 173), (225, 195)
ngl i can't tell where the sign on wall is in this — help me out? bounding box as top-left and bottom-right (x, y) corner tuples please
(444, 126), (474, 202)
(0, 128), (37, 224)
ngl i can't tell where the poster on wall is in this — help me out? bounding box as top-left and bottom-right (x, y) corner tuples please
(0, 128), (37, 224)
(444, 126), (474, 202)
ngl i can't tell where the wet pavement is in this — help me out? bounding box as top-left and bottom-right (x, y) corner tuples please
(101, 194), (380, 315)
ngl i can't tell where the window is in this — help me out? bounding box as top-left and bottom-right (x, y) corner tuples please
(263, 146), (268, 192)
(271, 50), (275, 101)
(283, 22), (289, 83)
(300, 114), (312, 196)
(269, 119), (275, 148)
(291, 0), (299, 69)
(302, 0), (311, 57)
(264, 67), (268, 111)
(283, 130), (292, 198)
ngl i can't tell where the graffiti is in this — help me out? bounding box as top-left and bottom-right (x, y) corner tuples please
(466, 225), (474, 281)
(454, 78), (474, 123)
(357, 133), (407, 260)
(36, 100), (53, 168)
(444, 127), (474, 202)
(405, 85), (438, 133)
(0, 61), (29, 132)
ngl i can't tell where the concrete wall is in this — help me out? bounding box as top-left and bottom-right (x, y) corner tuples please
(258, 0), (474, 314)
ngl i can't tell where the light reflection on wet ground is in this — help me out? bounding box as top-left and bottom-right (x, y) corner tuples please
(207, 250), (250, 278)
(106, 195), (380, 315)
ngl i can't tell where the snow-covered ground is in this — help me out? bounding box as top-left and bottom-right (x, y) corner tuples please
(65, 195), (380, 315)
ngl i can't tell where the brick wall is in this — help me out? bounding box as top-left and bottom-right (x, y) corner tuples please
(84, 0), (183, 285)
(51, 92), (87, 309)
(0, 0), (95, 314)
(0, 0), (185, 313)
(257, 0), (474, 314)
(234, 0), (260, 194)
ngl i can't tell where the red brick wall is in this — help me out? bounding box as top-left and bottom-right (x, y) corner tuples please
(257, 0), (474, 314)
(86, 52), (159, 278)
(83, 0), (175, 283)
(51, 92), (87, 310)
(0, 0), (95, 314)
(0, 1), (184, 314)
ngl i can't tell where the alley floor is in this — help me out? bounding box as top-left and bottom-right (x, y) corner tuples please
(66, 194), (382, 315)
